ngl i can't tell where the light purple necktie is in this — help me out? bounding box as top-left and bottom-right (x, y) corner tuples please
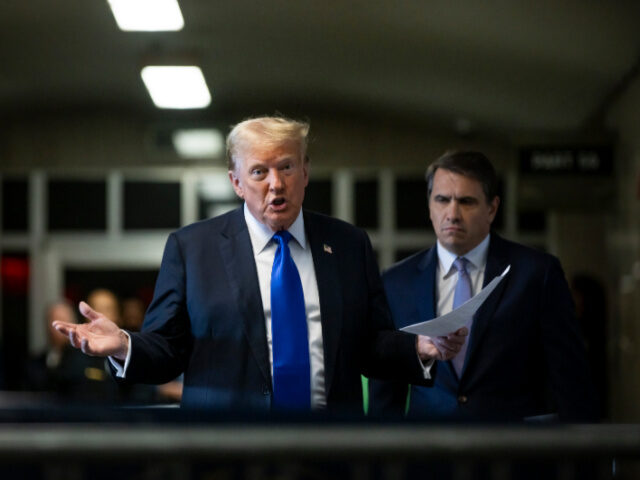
(451, 257), (472, 377)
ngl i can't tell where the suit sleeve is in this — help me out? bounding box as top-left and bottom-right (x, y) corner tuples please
(117, 232), (193, 385)
(540, 257), (598, 421)
(367, 261), (421, 417)
(359, 232), (432, 387)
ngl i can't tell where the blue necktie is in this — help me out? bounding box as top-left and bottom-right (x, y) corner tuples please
(451, 257), (472, 376)
(270, 231), (311, 409)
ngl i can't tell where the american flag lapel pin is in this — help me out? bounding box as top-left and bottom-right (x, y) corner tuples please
(323, 244), (333, 254)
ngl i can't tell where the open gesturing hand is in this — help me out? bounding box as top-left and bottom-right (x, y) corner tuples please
(53, 301), (129, 361)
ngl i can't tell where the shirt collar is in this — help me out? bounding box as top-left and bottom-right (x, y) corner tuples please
(437, 233), (490, 279)
(243, 203), (307, 254)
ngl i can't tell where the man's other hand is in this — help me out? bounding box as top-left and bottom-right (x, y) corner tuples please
(417, 327), (468, 362)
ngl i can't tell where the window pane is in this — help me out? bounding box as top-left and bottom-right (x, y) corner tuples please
(2, 178), (28, 232)
(395, 179), (428, 231)
(124, 181), (180, 230)
(355, 179), (378, 229)
(304, 179), (332, 216)
(197, 173), (241, 220)
(48, 180), (106, 231)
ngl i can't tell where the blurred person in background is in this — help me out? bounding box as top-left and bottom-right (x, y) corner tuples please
(25, 299), (114, 403)
(87, 288), (122, 327)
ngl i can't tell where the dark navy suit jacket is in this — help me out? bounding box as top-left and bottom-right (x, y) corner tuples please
(120, 207), (427, 412)
(369, 234), (597, 422)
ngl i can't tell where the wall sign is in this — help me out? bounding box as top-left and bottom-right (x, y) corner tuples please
(519, 146), (613, 175)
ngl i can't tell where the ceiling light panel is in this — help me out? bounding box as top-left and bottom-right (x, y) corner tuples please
(173, 129), (225, 159)
(107, 0), (184, 32)
(141, 66), (211, 109)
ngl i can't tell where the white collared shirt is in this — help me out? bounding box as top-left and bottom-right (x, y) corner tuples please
(243, 204), (326, 409)
(435, 234), (491, 317)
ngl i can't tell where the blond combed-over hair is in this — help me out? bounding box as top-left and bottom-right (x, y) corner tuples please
(226, 116), (310, 171)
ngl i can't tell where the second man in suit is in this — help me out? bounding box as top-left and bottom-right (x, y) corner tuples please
(369, 151), (597, 422)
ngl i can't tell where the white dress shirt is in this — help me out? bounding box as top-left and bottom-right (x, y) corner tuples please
(435, 234), (490, 319)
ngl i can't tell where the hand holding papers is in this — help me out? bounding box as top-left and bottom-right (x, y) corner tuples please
(401, 265), (511, 337)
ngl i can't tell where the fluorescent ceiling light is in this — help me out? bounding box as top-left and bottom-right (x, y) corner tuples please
(107, 0), (184, 31)
(173, 129), (225, 159)
(141, 66), (211, 109)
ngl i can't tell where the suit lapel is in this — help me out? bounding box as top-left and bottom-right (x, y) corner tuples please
(416, 247), (438, 324)
(219, 209), (272, 388)
(460, 234), (510, 380)
(304, 212), (342, 399)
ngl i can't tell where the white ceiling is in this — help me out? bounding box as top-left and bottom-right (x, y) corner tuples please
(1, 0), (639, 133)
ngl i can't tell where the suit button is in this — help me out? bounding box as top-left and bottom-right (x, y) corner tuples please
(457, 395), (468, 404)
(262, 384), (270, 396)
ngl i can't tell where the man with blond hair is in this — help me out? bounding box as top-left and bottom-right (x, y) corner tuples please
(55, 116), (466, 413)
